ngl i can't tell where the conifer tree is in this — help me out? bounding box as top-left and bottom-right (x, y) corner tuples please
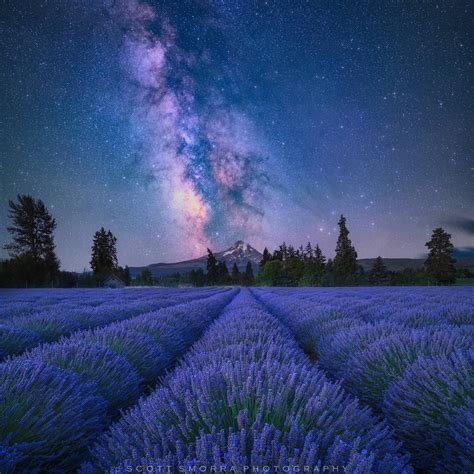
(139, 268), (153, 285)
(231, 262), (241, 284)
(260, 247), (272, 268)
(279, 242), (288, 260)
(333, 215), (358, 279)
(216, 260), (230, 284)
(206, 248), (218, 285)
(424, 228), (456, 284)
(90, 228), (118, 280)
(304, 242), (313, 261)
(369, 256), (387, 285)
(242, 261), (255, 286)
(314, 244), (326, 269)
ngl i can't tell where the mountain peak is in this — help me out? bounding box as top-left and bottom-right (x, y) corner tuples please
(218, 240), (262, 264)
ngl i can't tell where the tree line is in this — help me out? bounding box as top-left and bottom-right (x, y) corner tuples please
(0, 194), (467, 287)
(0, 195), (131, 287)
(257, 216), (460, 286)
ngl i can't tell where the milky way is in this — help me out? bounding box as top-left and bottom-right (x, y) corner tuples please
(111, 0), (271, 254)
(0, 0), (472, 270)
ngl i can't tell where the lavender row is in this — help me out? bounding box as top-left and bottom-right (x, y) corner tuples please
(0, 289), (237, 472)
(271, 286), (474, 327)
(0, 288), (225, 359)
(0, 287), (223, 319)
(84, 290), (413, 473)
(254, 288), (473, 472)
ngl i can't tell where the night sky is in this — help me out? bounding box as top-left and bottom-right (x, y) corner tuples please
(1, 1), (473, 271)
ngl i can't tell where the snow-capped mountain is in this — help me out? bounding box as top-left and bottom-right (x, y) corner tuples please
(215, 240), (263, 265)
(129, 241), (263, 277)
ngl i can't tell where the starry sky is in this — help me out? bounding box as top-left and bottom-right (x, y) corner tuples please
(1, 0), (473, 271)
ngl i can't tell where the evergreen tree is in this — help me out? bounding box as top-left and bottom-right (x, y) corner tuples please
(296, 245), (304, 259)
(304, 242), (313, 261)
(206, 249), (218, 284)
(216, 261), (230, 285)
(258, 260), (286, 286)
(139, 268), (153, 285)
(231, 262), (241, 284)
(300, 243), (326, 286)
(90, 228), (118, 281)
(280, 242), (288, 260)
(260, 247), (272, 268)
(242, 261), (255, 286)
(272, 247), (283, 261)
(189, 268), (206, 287)
(4, 194), (60, 284)
(120, 266), (131, 286)
(106, 230), (118, 269)
(314, 244), (326, 269)
(369, 256), (388, 285)
(424, 228), (457, 284)
(333, 215), (358, 281)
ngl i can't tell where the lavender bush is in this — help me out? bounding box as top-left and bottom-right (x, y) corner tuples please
(0, 287), (227, 359)
(1, 286), (470, 472)
(22, 341), (142, 412)
(383, 350), (474, 472)
(0, 288), (236, 471)
(254, 287), (473, 471)
(86, 290), (412, 473)
(0, 359), (108, 472)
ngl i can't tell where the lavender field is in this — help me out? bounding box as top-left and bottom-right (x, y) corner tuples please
(0, 287), (472, 473)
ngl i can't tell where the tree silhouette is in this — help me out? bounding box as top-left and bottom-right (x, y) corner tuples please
(424, 228), (456, 284)
(4, 194), (60, 284)
(231, 262), (241, 284)
(334, 215), (358, 282)
(260, 247), (272, 268)
(90, 228), (118, 281)
(369, 256), (388, 285)
(206, 248), (218, 285)
(242, 261), (255, 286)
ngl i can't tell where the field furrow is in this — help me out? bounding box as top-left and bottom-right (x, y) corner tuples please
(0, 288), (237, 472)
(252, 287), (473, 473)
(0, 287), (227, 359)
(84, 289), (412, 473)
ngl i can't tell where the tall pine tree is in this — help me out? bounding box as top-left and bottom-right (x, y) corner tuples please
(333, 215), (358, 281)
(369, 256), (388, 285)
(206, 248), (218, 285)
(231, 262), (241, 284)
(90, 228), (118, 281)
(314, 244), (326, 269)
(260, 247), (272, 268)
(424, 228), (456, 284)
(304, 242), (313, 261)
(242, 261), (255, 286)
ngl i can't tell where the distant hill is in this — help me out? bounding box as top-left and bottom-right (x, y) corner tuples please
(130, 241), (474, 278)
(129, 241), (262, 278)
(358, 256), (474, 272)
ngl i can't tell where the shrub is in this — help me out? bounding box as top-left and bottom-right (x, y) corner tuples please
(13, 313), (81, 342)
(383, 351), (474, 471)
(0, 359), (108, 472)
(24, 341), (142, 412)
(0, 325), (41, 359)
(88, 292), (412, 472)
(317, 322), (399, 377)
(76, 326), (176, 383)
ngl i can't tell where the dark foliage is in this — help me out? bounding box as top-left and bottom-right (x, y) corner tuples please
(2, 195), (60, 286)
(424, 227), (457, 284)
